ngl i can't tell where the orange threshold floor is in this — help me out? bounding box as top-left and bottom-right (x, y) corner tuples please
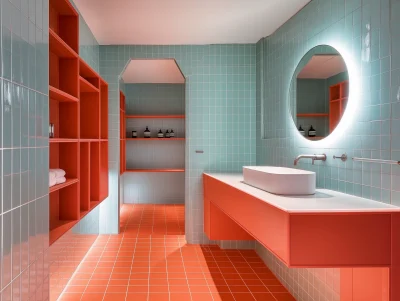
(58, 204), (295, 301)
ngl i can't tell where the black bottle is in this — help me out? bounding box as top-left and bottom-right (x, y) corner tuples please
(308, 125), (316, 137)
(144, 126), (151, 138)
(157, 129), (164, 138)
(170, 129), (175, 138)
(165, 130), (170, 138)
(298, 125), (305, 136)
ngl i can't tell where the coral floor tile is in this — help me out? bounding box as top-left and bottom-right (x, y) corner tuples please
(56, 204), (296, 301)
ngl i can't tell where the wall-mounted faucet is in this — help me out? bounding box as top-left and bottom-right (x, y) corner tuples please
(294, 154), (327, 166)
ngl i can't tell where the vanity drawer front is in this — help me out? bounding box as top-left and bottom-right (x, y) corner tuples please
(289, 213), (392, 267)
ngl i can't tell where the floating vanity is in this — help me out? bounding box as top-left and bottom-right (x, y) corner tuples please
(204, 172), (400, 300)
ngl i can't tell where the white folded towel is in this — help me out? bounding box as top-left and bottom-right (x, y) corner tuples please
(49, 171), (56, 181)
(50, 169), (66, 178)
(49, 177), (57, 187)
(56, 177), (66, 184)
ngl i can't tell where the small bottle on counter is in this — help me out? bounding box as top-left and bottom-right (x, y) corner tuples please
(144, 127), (151, 138)
(165, 130), (170, 138)
(298, 125), (305, 136)
(132, 130), (137, 138)
(157, 129), (164, 138)
(49, 123), (54, 138)
(170, 129), (175, 138)
(308, 125), (316, 137)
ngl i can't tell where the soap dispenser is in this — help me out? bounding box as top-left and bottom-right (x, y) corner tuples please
(165, 130), (170, 138)
(144, 126), (151, 138)
(308, 125), (316, 137)
(298, 125), (305, 136)
(157, 129), (164, 138)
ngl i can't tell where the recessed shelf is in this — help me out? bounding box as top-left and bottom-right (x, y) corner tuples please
(50, 138), (79, 143)
(126, 115), (185, 119)
(297, 113), (329, 117)
(49, 178), (79, 193)
(126, 138), (185, 141)
(125, 169), (185, 173)
(79, 76), (99, 93)
(49, 86), (79, 102)
(49, 28), (78, 58)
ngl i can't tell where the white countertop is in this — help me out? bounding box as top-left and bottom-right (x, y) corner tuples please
(205, 173), (400, 213)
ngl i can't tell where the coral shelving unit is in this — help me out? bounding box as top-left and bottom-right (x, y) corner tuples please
(49, 0), (109, 245)
(329, 80), (349, 133)
(120, 91), (126, 175)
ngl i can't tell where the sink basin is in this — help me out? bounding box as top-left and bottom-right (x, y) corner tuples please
(243, 166), (316, 195)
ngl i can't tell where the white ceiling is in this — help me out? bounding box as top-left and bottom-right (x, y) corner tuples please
(122, 59), (185, 83)
(74, 0), (311, 45)
(297, 55), (347, 79)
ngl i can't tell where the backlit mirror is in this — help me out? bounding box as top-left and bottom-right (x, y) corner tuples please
(289, 45), (349, 141)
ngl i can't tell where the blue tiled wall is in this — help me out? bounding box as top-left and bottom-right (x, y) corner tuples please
(100, 45), (256, 242)
(1, 0), (50, 299)
(256, 0), (400, 300)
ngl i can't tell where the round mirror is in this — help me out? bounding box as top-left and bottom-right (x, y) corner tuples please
(289, 45), (349, 141)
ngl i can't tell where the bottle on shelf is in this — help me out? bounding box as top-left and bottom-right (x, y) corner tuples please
(157, 129), (164, 138)
(170, 129), (175, 138)
(144, 127), (151, 138)
(165, 130), (170, 138)
(308, 125), (316, 137)
(49, 123), (54, 138)
(298, 125), (305, 136)
(132, 130), (137, 138)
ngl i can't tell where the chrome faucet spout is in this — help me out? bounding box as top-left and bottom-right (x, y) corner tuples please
(294, 154), (327, 166)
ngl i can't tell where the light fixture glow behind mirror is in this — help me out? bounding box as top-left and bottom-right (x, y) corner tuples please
(289, 44), (360, 147)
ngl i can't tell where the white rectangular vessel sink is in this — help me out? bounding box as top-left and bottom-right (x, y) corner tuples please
(243, 166), (316, 195)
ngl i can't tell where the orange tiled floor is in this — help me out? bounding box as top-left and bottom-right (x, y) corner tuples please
(58, 204), (295, 301)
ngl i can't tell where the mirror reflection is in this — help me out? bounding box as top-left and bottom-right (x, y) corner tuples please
(290, 45), (349, 141)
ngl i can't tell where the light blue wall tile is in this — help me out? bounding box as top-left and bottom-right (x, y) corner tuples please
(99, 44), (256, 238)
(0, 0), (49, 298)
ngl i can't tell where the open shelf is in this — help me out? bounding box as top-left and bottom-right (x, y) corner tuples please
(79, 76), (99, 93)
(126, 115), (185, 119)
(127, 138), (185, 141)
(49, 28), (78, 59)
(50, 178), (79, 193)
(126, 169), (185, 173)
(80, 92), (100, 139)
(297, 113), (328, 117)
(49, 0), (109, 246)
(50, 138), (79, 143)
(50, 97), (79, 139)
(120, 91), (126, 175)
(80, 143), (90, 213)
(49, 86), (79, 103)
(329, 80), (349, 133)
(49, 0), (79, 53)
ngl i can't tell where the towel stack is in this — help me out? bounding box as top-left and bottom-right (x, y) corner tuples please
(49, 169), (67, 187)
